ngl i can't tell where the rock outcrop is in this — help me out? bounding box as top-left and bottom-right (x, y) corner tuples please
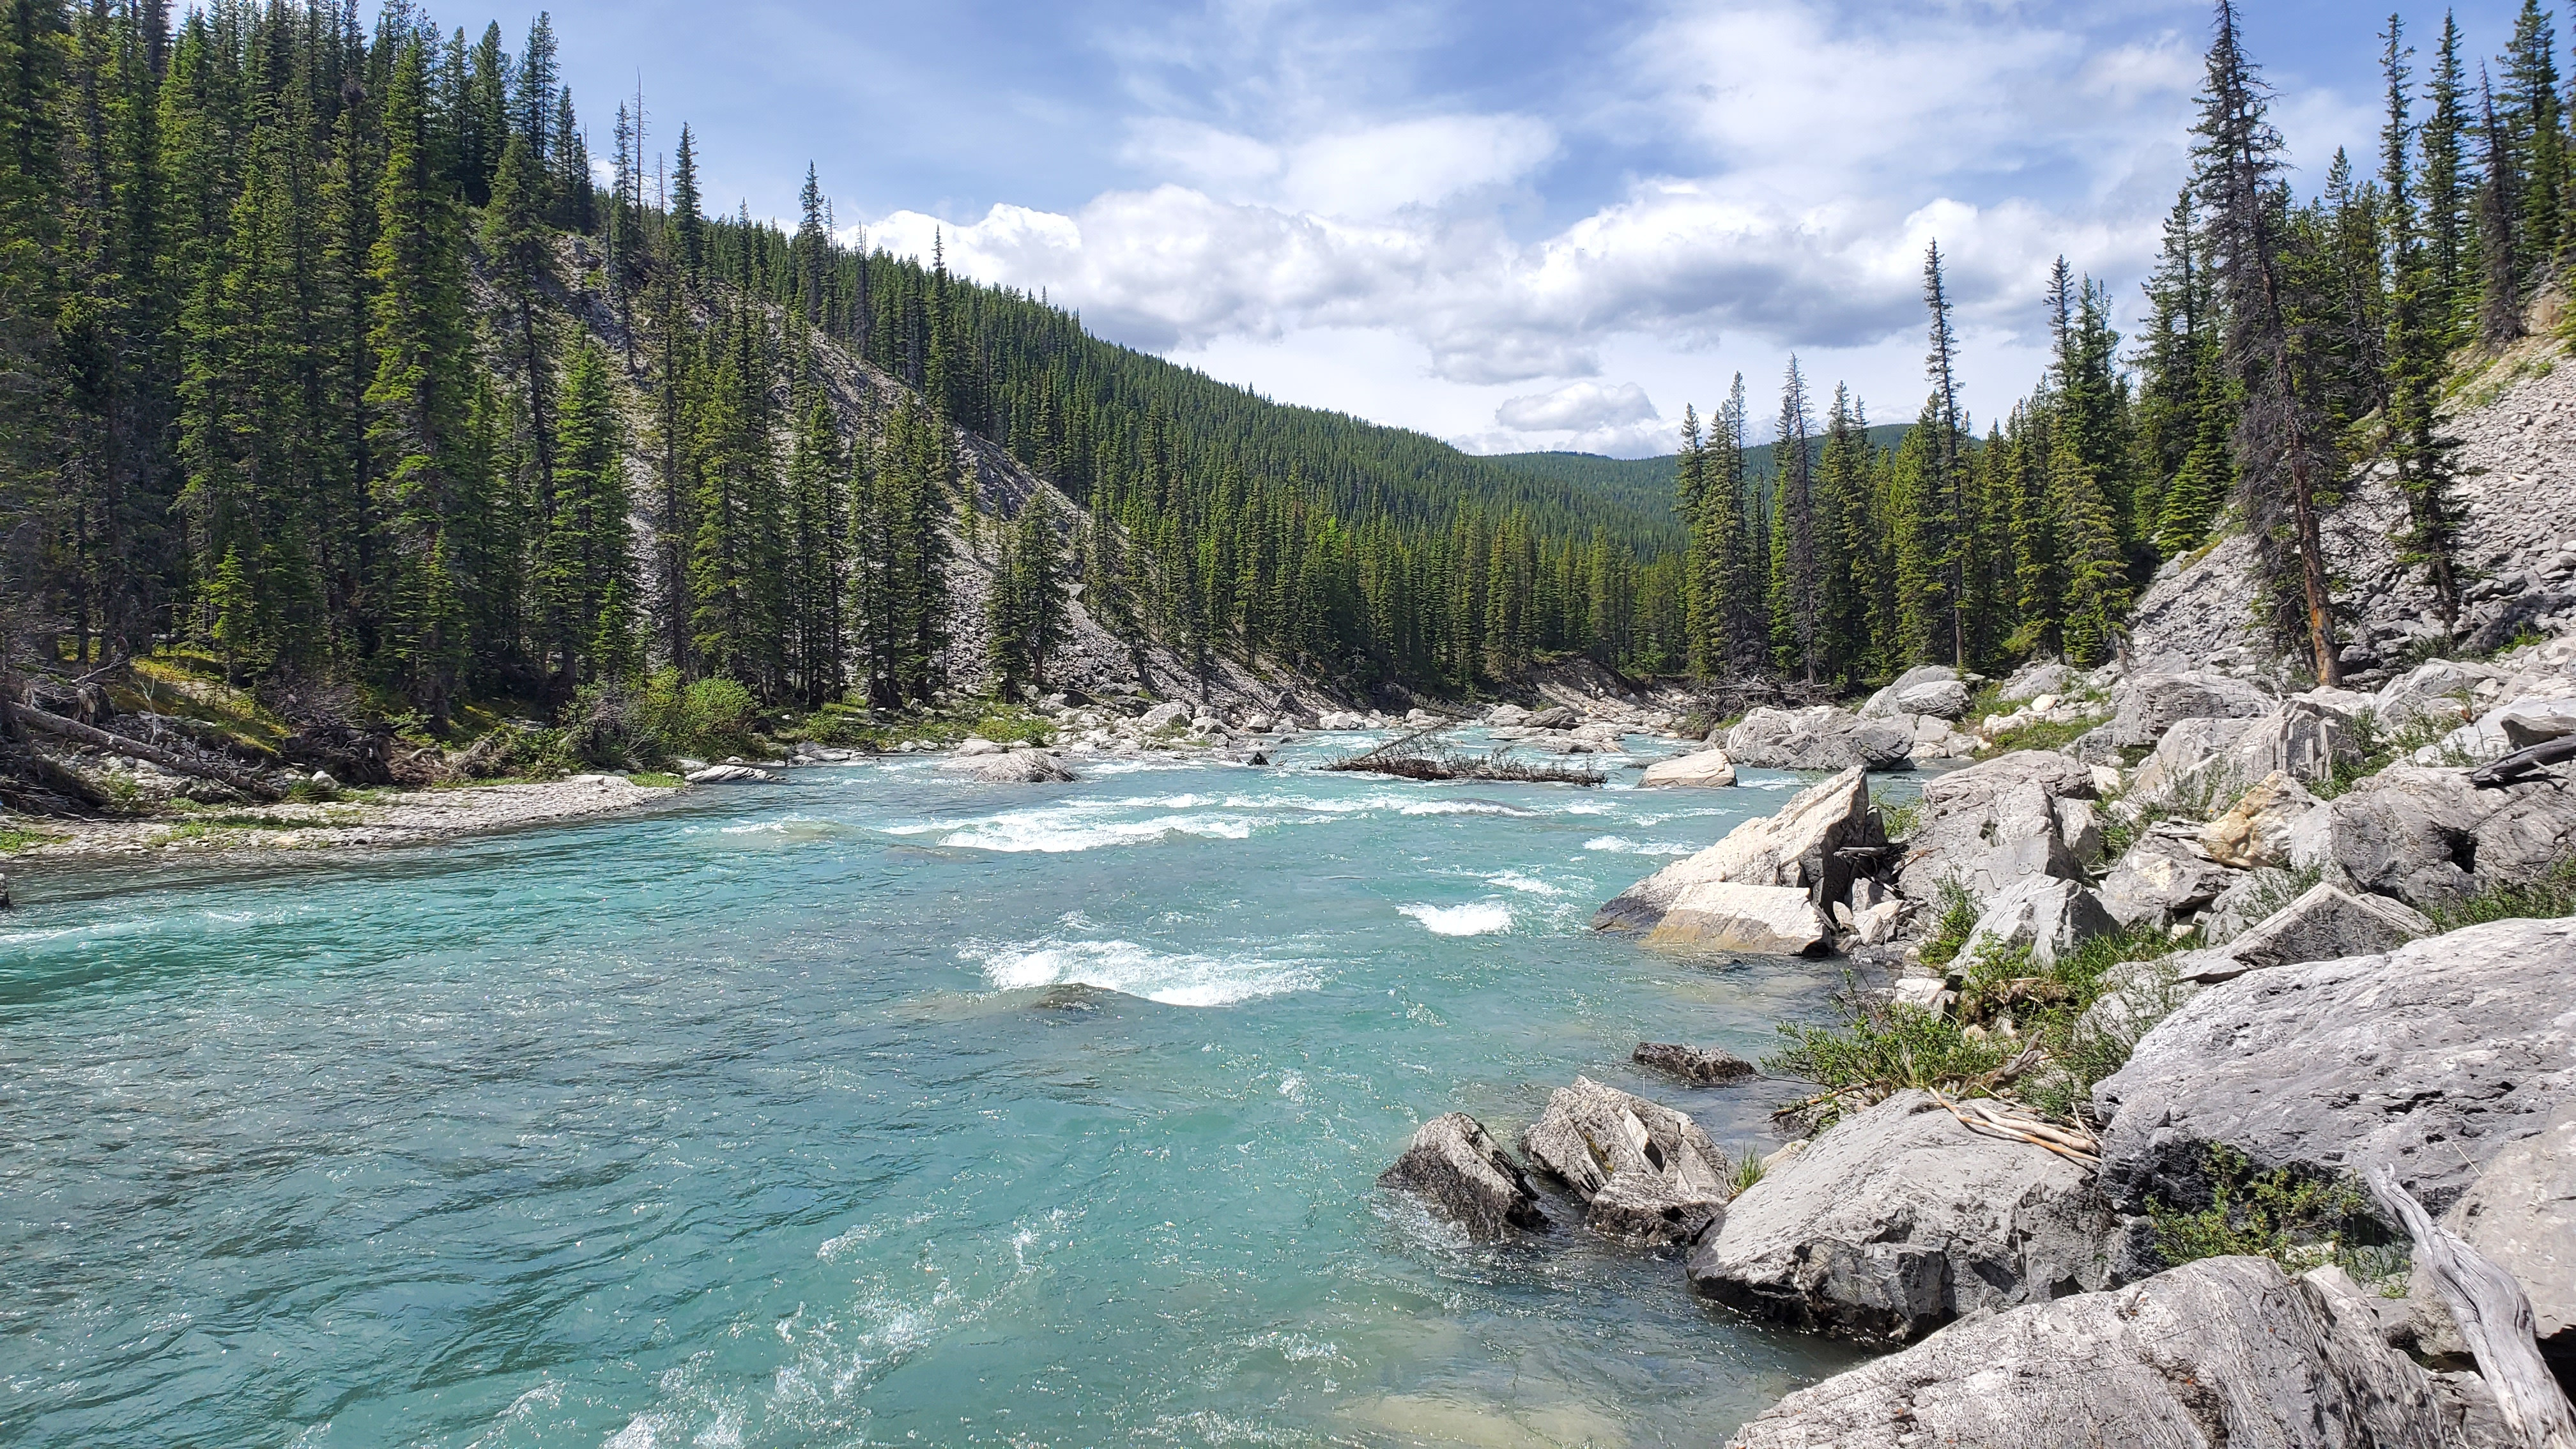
(2097, 829), (2234, 931)
(2165, 880), (2435, 984)
(1644, 883), (1834, 954)
(2096, 916), (2576, 1220)
(1377, 1113), (1547, 1239)
(2416, 1101), (2575, 1383)
(2197, 769), (2322, 870)
(1956, 876), (2117, 969)
(2108, 670), (2275, 747)
(1520, 1077), (1731, 1246)
(2284, 765), (2576, 912)
(1639, 747), (1738, 788)
(1724, 707), (1914, 770)
(1594, 768), (1877, 937)
(1687, 1091), (2115, 1346)
(943, 749), (1078, 784)
(1726, 1255), (2465, 1449)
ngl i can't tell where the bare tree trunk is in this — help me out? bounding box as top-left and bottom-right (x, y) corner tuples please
(2368, 1164), (2576, 1449)
(15, 709), (284, 802)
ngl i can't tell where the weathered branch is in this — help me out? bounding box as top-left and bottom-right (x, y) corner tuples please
(15, 708), (284, 802)
(2367, 1163), (2576, 1449)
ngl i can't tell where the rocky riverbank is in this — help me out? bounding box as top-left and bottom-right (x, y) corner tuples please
(1377, 638), (2576, 1446)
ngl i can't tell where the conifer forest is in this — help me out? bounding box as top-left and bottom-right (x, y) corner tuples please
(0, 0), (2555, 728)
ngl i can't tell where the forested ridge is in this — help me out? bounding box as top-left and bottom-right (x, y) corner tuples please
(1654, 0), (2566, 697)
(0, 0), (1698, 735)
(0, 0), (2563, 747)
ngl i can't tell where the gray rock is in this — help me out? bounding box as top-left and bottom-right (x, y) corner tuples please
(684, 763), (778, 784)
(1725, 706), (1915, 770)
(1637, 747), (1737, 788)
(2285, 765), (2576, 912)
(1377, 1113), (1547, 1239)
(1595, 767), (1877, 931)
(2126, 714), (2263, 805)
(2175, 881), (2434, 983)
(2198, 769), (2324, 870)
(1893, 678), (1971, 719)
(1894, 774), (2082, 907)
(944, 751), (1077, 784)
(1859, 664), (1963, 718)
(1958, 876), (2117, 968)
(2108, 670), (2276, 747)
(1998, 661), (2076, 703)
(2416, 1101), (2576, 1379)
(1687, 1090), (2115, 1346)
(2053, 795), (2104, 869)
(1727, 1255), (2459, 1449)
(2097, 831), (2235, 931)
(1138, 701), (1190, 730)
(1644, 882), (1833, 954)
(2375, 660), (2502, 730)
(2487, 692), (2576, 749)
(1521, 1077), (1729, 1246)
(1524, 705), (1579, 730)
(2096, 916), (2576, 1220)
(1631, 1041), (1756, 1085)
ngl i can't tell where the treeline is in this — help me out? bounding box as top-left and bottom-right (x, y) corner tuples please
(0, 0), (1693, 730)
(1670, 0), (2545, 689)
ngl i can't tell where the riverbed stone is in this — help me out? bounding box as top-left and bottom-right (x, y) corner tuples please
(1687, 1089), (2115, 1346)
(1521, 1077), (1729, 1246)
(1594, 767), (1874, 932)
(684, 763), (778, 784)
(1638, 747), (1737, 789)
(1377, 1113), (1547, 1239)
(944, 750), (1077, 784)
(1631, 1042), (1756, 1085)
(2095, 916), (2576, 1222)
(1726, 1255), (2462, 1449)
(1893, 678), (1971, 719)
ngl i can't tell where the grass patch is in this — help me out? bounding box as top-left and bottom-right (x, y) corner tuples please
(2427, 857), (2576, 931)
(2147, 1146), (2405, 1283)
(1762, 995), (2018, 1131)
(629, 771), (684, 788)
(792, 699), (1056, 752)
(1916, 877), (1981, 969)
(1728, 1147), (1767, 1197)
(1977, 713), (2096, 756)
(1871, 785), (1923, 840)
(1, 825), (66, 852)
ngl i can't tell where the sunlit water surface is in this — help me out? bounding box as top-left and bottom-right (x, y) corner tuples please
(2, 732), (1883, 1448)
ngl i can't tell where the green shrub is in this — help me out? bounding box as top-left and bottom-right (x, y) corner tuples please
(1728, 1147), (1767, 1197)
(1917, 878), (1981, 967)
(1762, 995), (2016, 1131)
(2147, 1146), (2402, 1282)
(0, 826), (65, 852)
(1871, 785), (1924, 840)
(2428, 857), (2576, 930)
(282, 777), (340, 804)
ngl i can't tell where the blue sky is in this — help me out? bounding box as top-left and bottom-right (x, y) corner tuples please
(488, 0), (2530, 456)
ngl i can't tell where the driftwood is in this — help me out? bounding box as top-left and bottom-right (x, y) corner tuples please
(1933, 1089), (2103, 1169)
(2368, 1162), (2576, 1449)
(1324, 719), (1606, 786)
(15, 707), (284, 802)
(2471, 735), (2576, 789)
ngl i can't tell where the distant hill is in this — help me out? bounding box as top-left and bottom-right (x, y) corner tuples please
(1488, 423), (1916, 519)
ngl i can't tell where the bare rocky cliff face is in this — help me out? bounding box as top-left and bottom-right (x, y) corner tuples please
(2129, 328), (2576, 678)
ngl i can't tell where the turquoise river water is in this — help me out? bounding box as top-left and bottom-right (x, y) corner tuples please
(2, 730), (1880, 1448)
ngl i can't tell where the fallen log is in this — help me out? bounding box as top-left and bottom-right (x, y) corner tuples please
(2368, 1162), (2576, 1449)
(15, 708), (284, 802)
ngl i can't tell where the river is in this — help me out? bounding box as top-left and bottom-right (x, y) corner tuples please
(1, 730), (1870, 1447)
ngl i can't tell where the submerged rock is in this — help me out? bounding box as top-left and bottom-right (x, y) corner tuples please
(1726, 1256), (2463, 1449)
(1631, 1041), (1756, 1085)
(2096, 916), (2576, 1221)
(942, 750), (1077, 784)
(1377, 1113), (1547, 1239)
(1688, 1090), (2115, 1346)
(1521, 1077), (1730, 1246)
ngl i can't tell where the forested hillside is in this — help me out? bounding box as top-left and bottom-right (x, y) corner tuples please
(0, 0), (1689, 739)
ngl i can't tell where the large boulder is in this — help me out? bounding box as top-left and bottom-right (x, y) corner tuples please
(1726, 1256), (2464, 1449)
(1687, 1091), (2115, 1346)
(2125, 714), (2262, 805)
(1638, 747), (1737, 788)
(2374, 660), (2501, 730)
(2167, 881), (2434, 985)
(1725, 707), (1915, 770)
(1890, 751), (2096, 906)
(1894, 678), (1971, 719)
(2416, 1101), (2575, 1381)
(2285, 765), (2576, 912)
(1377, 1113), (1547, 1239)
(1998, 661), (2076, 703)
(1520, 1077), (1730, 1246)
(2096, 916), (2576, 1220)
(2198, 769), (2324, 870)
(1646, 882), (1834, 954)
(1957, 876), (2117, 969)
(1595, 767), (1876, 932)
(2097, 829), (2235, 931)
(2108, 670), (2276, 747)
(1859, 664), (1963, 719)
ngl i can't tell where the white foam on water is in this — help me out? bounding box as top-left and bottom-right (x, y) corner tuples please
(1397, 799), (1535, 818)
(1581, 836), (1698, 855)
(1399, 902), (1513, 936)
(1483, 870), (1565, 896)
(965, 937), (1325, 1007)
(878, 799), (1266, 854)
